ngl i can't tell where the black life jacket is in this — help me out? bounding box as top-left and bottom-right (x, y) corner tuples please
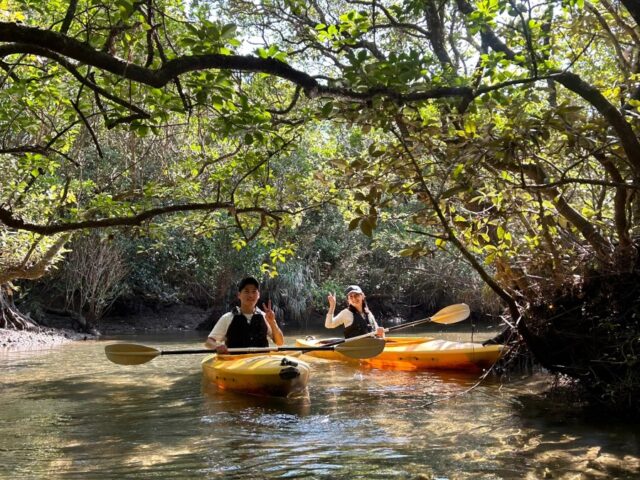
(225, 308), (269, 348)
(344, 305), (375, 339)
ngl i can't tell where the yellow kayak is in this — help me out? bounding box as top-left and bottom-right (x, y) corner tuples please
(295, 336), (504, 372)
(201, 353), (310, 397)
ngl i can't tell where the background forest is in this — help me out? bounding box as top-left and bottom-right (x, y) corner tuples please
(23, 206), (494, 332)
(1, 0), (639, 415)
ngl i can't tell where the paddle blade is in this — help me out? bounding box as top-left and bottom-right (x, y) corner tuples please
(105, 343), (161, 365)
(430, 303), (470, 324)
(334, 337), (385, 359)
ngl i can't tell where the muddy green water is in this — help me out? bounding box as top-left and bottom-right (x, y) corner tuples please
(1, 330), (639, 479)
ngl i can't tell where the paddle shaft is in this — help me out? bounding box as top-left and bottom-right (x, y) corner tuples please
(324, 303), (470, 346)
(105, 336), (385, 364)
(324, 320), (431, 345)
(158, 346), (359, 355)
(385, 316), (442, 333)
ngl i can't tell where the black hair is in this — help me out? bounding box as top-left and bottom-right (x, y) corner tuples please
(362, 298), (371, 315)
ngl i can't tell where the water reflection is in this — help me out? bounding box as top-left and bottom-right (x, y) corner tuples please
(0, 334), (638, 479)
(201, 382), (312, 417)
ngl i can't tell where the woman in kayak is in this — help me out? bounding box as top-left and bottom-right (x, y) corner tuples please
(205, 276), (285, 353)
(325, 285), (385, 339)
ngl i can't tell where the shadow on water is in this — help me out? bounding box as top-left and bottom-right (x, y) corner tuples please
(3, 369), (208, 477)
(500, 385), (640, 479)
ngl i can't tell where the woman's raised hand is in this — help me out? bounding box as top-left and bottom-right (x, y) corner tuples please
(327, 292), (336, 310)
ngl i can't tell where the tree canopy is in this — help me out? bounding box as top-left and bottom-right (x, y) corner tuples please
(2, 0), (640, 413)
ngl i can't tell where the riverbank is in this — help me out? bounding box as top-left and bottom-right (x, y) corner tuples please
(0, 327), (96, 350)
(1, 303), (210, 351)
(97, 303), (210, 335)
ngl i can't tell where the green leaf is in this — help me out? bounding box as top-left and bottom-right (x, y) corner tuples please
(221, 24), (237, 40)
(581, 206), (596, 218)
(321, 102), (334, 118)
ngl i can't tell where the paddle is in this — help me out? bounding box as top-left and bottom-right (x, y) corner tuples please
(104, 336), (385, 366)
(324, 303), (471, 346)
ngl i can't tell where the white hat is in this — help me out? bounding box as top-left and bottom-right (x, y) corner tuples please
(345, 285), (364, 295)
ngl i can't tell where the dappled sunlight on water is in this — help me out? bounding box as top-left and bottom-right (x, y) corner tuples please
(1, 333), (639, 479)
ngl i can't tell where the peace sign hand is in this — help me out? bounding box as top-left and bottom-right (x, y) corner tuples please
(263, 299), (276, 324)
(327, 292), (336, 310)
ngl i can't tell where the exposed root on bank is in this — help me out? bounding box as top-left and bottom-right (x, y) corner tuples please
(0, 287), (40, 331)
(520, 250), (640, 418)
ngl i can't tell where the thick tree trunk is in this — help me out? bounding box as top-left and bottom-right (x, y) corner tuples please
(0, 286), (39, 330)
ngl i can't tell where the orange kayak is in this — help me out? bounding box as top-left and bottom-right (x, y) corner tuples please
(295, 336), (504, 372)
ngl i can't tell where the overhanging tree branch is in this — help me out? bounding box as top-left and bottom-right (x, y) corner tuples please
(0, 22), (318, 90)
(0, 203), (283, 235)
(394, 126), (521, 320)
(0, 43), (150, 119)
(553, 72), (640, 175)
(0, 21), (474, 104)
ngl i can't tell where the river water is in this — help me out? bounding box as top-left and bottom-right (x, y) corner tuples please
(1, 330), (639, 479)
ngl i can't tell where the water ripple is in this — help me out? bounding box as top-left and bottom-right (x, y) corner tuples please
(1, 336), (638, 479)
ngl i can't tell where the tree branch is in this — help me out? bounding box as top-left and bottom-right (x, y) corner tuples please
(0, 21), (473, 105)
(496, 158), (613, 258)
(59, 0), (79, 35)
(592, 151), (632, 249)
(453, 4), (640, 178)
(70, 97), (104, 158)
(0, 203), (283, 235)
(0, 43), (150, 119)
(0, 234), (70, 284)
(424, 0), (453, 67)
(552, 71), (640, 175)
(0, 22), (318, 90)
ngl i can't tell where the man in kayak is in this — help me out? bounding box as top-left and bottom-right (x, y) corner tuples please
(325, 285), (385, 339)
(204, 277), (285, 353)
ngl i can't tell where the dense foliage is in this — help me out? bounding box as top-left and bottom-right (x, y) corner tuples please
(1, 0), (640, 413)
